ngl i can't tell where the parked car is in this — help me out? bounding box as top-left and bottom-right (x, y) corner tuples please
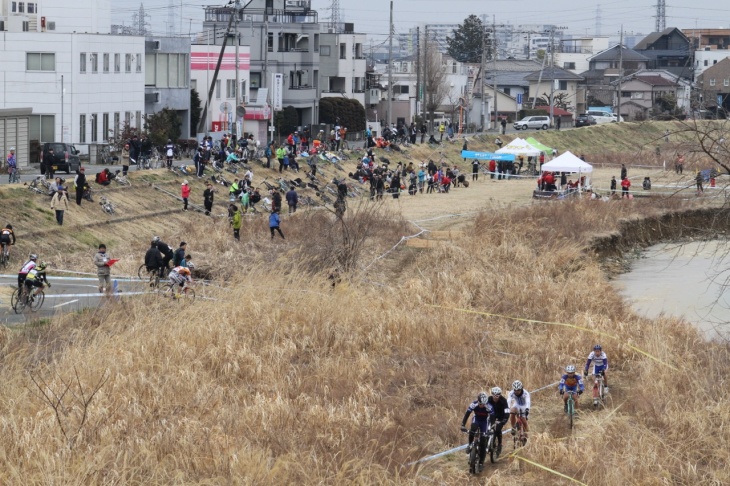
(41, 142), (81, 174)
(610, 113), (624, 122)
(585, 110), (616, 124)
(513, 116), (550, 130)
(575, 114), (597, 127)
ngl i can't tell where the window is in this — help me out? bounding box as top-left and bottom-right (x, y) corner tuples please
(18, 2), (24, 13)
(621, 91), (631, 98)
(631, 92), (644, 99)
(135, 111), (142, 131)
(157, 53), (168, 87)
(320, 45), (330, 56)
(90, 53), (98, 73)
(314, 33), (319, 52)
(27, 2), (34, 13)
(710, 78), (716, 86)
(714, 60), (718, 64)
(114, 53), (120, 73)
(339, 43), (346, 59)
(125, 54), (132, 73)
(215, 79), (221, 99)
(725, 79), (730, 87)
(145, 54), (156, 86)
(503, 87), (511, 96)
(268, 33), (274, 52)
(11, 2), (16, 12)
(563, 62), (576, 70)
(90, 114), (98, 142)
(226, 79), (236, 99)
(22, 21), (29, 32)
(124, 111), (131, 128)
(191, 79), (197, 90)
(79, 53), (87, 73)
(241, 81), (246, 101)
(26, 53), (55, 71)
(250, 72), (261, 88)
(29, 114), (55, 143)
(178, 54), (187, 88)
(79, 114), (86, 143)
(102, 113), (109, 141)
(114, 113), (120, 138)
(558, 80), (568, 90)
(136, 53), (142, 73)
(168, 54), (179, 87)
(704, 60), (709, 66)
(103, 53), (109, 73)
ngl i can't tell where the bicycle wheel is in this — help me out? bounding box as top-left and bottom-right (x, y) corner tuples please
(181, 287), (195, 302)
(158, 284), (175, 299)
(568, 398), (575, 429)
(468, 442), (478, 474)
(30, 291), (45, 312)
(489, 434), (497, 463)
(137, 263), (150, 280)
(11, 287), (22, 313)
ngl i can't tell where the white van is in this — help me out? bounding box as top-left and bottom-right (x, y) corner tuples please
(586, 110), (616, 124)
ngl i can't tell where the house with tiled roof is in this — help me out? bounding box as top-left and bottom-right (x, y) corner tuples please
(696, 58), (730, 114)
(580, 44), (649, 108)
(633, 28), (693, 80)
(614, 74), (679, 120)
(524, 66), (584, 113)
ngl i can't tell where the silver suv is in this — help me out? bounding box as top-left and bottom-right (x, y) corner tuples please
(513, 116), (550, 130)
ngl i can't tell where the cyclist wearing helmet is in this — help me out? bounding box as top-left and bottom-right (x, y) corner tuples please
(584, 345), (609, 393)
(460, 391), (495, 466)
(24, 261), (50, 299)
(18, 254), (38, 288)
(152, 236), (174, 274)
(487, 387), (510, 455)
(508, 380), (531, 439)
(168, 265), (193, 294)
(165, 139), (175, 169)
(559, 365), (585, 412)
(0, 223), (16, 256)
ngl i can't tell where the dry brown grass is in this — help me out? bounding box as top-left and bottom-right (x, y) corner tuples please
(1, 127), (729, 483)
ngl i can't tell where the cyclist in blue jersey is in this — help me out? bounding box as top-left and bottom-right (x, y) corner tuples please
(460, 391), (495, 467)
(584, 344), (609, 393)
(559, 365), (585, 413)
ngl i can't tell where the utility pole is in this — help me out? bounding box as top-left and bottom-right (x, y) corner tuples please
(234, 0), (241, 140)
(480, 25), (486, 131)
(423, 25), (428, 126)
(387, 1), (393, 127)
(61, 75), (64, 143)
(492, 15), (498, 131)
(548, 28), (555, 127)
(416, 26), (420, 123)
(617, 25), (624, 121)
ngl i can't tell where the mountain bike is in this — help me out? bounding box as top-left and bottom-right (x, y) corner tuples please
(99, 196), (116, 214)
(137, 264), (162, 289)
(588, 372), (607, 409)
(463, 427), (484, 474)
(12, 286), (45, 314)
(159, 281), (195, 302)
(565, 390), (579, 429)
(0, 242), (10, 268)
(512, 412), (528, 448)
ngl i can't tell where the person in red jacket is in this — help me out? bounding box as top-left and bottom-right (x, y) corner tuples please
(621, 177), (631, 198)
(543, 172), (555, 191)
(181, 180), (191, 211)
(488, 159), (496, 179)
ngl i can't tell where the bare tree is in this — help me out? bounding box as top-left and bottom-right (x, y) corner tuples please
(423, 40), (450, 131)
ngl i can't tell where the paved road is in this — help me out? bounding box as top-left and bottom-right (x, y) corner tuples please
(0, 274), (152, 326)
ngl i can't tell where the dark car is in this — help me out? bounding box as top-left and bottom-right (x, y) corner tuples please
(575, 114), (597, 128)
(41, 143), (81, 174)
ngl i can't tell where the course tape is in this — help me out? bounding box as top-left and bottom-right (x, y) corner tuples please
(428, 305), (679, 372)
(510, 455), (588, 486)
(406, 381), (559, 467)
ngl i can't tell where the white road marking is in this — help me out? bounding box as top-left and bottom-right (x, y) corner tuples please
(53, 299), (79, 309)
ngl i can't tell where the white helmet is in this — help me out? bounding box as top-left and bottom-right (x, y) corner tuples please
(566, 365), (576, 373)
(491, 387), (502, 397)
(152, 236), (160, 244)
(512, 380), (523, 391)
(477, 392), (488, 405)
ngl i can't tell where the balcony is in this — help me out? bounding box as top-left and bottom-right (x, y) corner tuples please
(204, 7), (318, 24)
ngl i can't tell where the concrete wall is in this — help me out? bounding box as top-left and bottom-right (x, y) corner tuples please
(146, 36), (192, 138)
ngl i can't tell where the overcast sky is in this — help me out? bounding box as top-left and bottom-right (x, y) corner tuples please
(112, 0), (730, 40)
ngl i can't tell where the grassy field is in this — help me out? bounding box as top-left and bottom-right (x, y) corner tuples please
(0, 121), (728, 484)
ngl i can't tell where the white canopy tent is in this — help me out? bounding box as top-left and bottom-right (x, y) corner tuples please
(540, 151), (593, 190)
(495, 137), (542, 157)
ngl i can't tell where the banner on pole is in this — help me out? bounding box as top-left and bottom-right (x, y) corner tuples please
(272, 73), (283, 111)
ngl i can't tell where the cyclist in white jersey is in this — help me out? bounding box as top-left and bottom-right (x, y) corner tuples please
(508, 380), (531, 438)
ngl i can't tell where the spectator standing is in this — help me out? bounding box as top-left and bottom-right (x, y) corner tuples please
(50, 190), (69, 225)
(610, 176), (617, 195)
(472, 159), (480, 181)
(675, 154), (684, 174)
(7, 147), (17, 183)
(203, 182), (214, 216)
(121, 144), (130, 176)
(462, 139), (469, 161)
(128, 135), (141, 166)
(276, 145), (286, 172)
(271, 190), (282, 213)
(181, 180), (190, 211)
(410, 123), (417, 144)
(438, 123), (445, 141)
(44, 148), (56, 179)
(165, 139), (175, 169)
(229, 204), (242, 240)
(419, 123), (427, 144)
(269, 211), (285, 239)
(194, 147), (204, 178)
(621, 177), (631, 198)
(500, 118), (507, 134)
(696, 172), (704, 194)
(93, 243), (113, 295)
(488, 159), (496, 179)
(286, 186), (299, 213)
(73, 167), (87, 206)
(173, 242), (187, 267)
(620, 164), (627, 181)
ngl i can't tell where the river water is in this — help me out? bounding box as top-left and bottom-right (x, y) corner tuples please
(614, 240), (730, 340)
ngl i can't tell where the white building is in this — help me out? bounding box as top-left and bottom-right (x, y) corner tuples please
(0, 0), (112, 34)
(694, 49), (730, 80)
(189, 44), (254, 137)
(319, 30), (367, 107)
(0, 32), (145, 158)
(555, 37), (610, 75)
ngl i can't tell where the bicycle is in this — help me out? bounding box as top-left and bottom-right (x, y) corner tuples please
(512, 412), (528, 448)
(463, 423), (498, 475)
(99, 196), (116, 215)
(12, 286), (45, 314)
(159, 281), (195, 302)
(0, 242), (10, 268)
(9, 166), (21, 184)
(137, 264), (162, 288)
(565, 390), (579, 429)
(114, 173), (131, 186)
(26, 176), (52, 196)
(588, 371), (607, 408)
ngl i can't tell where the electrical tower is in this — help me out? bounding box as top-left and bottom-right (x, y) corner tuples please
(655, 0), (666, 32)
(167, 0), (176, 36)
(329, 0), (340, 32)
(131, 3), (151, 36)
(595, 4), (602, 36)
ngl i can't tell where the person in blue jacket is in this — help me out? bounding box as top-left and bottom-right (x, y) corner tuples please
(269, 210), (285, 240)
(460, 391), (494, 467)
(559, 365), (585, 412)
(584, 344), (609, 393)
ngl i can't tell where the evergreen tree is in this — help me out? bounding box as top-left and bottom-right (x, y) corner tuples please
(446, 15), (486, 63)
